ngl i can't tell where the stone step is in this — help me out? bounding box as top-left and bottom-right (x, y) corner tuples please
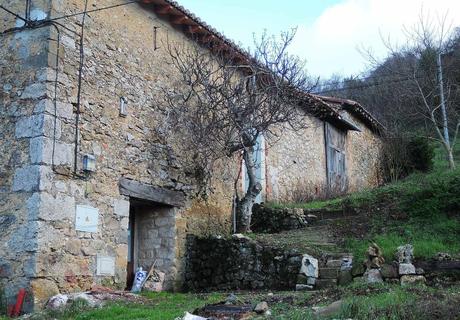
(303, 242), (339, 247)
(305, 225), (331, 231)
(326, 252), (353, 259)
(325, 259), (343, 268)
(315, 278), (337, 289)
(319, 267), (339, 279)
(311, 217), (360, 226)
(300, 236), (336, 243)
(305, 209), (359, 221)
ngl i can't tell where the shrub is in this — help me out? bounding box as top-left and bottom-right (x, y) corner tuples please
(382, 135), (434, 182)
(407, 136), (435, 172)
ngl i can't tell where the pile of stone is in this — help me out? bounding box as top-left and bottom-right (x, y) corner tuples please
(351, 244), (426, 286)
(363, 243), (385, 283)
(396, 244), (426, 286)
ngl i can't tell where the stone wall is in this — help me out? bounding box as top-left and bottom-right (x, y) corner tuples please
(346, 113), (383, 192)
(265, 116), (327, 202)
(185, 235), (303, 291)
(251, 204), (306, 233)
(0, 0), (237, 311)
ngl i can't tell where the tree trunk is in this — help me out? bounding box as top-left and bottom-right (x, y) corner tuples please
(235, 147), (262, 233)
(447, 148), (456, 169)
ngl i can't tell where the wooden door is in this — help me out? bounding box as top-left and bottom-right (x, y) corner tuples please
(325, 123), (347, 195)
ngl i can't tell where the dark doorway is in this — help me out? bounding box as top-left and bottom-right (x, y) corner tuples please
(126, 205), (136, 289)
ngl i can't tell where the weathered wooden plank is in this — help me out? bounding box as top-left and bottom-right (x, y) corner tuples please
(325, 122), (348, 194)
(119, 178), (186, 207)
(415, 260), (460, 272)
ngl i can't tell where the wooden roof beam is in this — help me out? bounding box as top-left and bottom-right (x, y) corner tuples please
(171, 15), (189, 25)
(155, 4), (173, 15)
(200, 34), (216, 44)
(211, 42), (228, 53)
(186, 25), (205, 34)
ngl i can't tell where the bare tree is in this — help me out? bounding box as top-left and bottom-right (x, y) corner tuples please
(362, 14), (460, 169)
(158, 30), (313, 232)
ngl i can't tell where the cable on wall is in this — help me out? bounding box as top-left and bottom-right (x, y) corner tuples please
(73, 0), (89, 174)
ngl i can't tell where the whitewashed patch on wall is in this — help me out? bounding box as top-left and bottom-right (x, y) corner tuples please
(75, 205), (99, 232)
(96, 255), (115, 276)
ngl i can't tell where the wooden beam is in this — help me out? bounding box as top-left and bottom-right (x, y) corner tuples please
(186, 25), (205, 34)
(415, 260), (460, 272)
(211, 42), (227, 52)
(119, 177), (186, 207)
(171, 15), (189, 25)
(155, 5), (173, 15)
(200, 34), (215, 43)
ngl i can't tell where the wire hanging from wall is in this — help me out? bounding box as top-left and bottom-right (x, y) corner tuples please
(73, 0), (89, 174)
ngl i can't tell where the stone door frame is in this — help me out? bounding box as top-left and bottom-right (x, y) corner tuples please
(119, 178), (186, 290)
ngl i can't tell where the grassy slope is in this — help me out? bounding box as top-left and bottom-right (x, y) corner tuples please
(27, 292), (224, 320)
(249, 283), (460, 320)
(20, 284), (460, 320)
(267, 146), (460, 261)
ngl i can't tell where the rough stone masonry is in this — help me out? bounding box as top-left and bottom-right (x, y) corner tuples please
(0, 0), (237, 311)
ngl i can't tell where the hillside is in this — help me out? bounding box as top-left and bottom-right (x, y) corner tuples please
(264, 146), (460, 262)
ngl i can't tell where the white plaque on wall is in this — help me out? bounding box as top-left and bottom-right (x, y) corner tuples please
(96, 255), (115, 276)
(75, 205), (99, 232)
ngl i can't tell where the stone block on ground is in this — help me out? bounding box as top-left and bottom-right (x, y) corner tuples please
(364, 269), (383, 284)
(312, 300), (342, 318)
(307, 277), (316, 286)
(254, 301), (269, 313)
(300, 254), (319, 278)
(399, 263), (416, 275)
(381, 263), (399, 279)
(319, 267), (339, 279)
(325, 259), (343, 268)
(400, 275), (426, 286)
(295, 284), (314, 291)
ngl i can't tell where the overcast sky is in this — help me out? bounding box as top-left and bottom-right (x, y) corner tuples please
(179, 0), (460, 79)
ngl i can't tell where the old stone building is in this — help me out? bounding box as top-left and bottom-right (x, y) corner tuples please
(250, 95), (383, 203)
(0, 0), (383, 311)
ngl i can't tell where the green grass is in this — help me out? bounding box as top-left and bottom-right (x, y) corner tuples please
(338, 285), (418, 320)
(266, 197), (343, 210)
(252, 284), (460, 319)
(346, 214), (460, 261)
(33, 292), (224, 320)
